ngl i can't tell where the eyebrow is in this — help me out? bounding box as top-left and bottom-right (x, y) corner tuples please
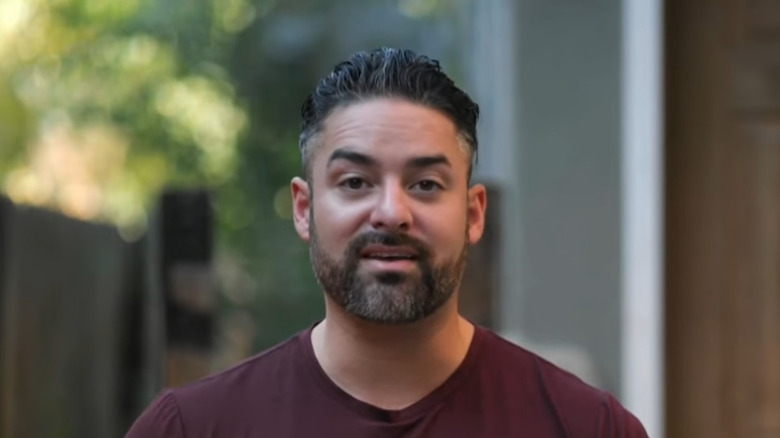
(327, 149), (452, 170)
(327, 149), (378, 168)
(407, 154), (451, 169)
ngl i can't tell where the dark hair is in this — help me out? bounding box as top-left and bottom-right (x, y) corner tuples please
(299, 47), (479, 180)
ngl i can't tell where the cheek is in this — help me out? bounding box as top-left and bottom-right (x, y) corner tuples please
(416, 202), (469, 254)
(312, 194), (369, 249)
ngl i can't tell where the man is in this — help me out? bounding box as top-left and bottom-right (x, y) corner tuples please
(126, 48), (649, 437)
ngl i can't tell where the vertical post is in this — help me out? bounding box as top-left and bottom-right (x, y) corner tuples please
(459, 185), (501, 328)
(159, 190), (216, 387)
(466, 0), (523, 333)
(0, 196), (9, 438)
(621, 0), (664, 436)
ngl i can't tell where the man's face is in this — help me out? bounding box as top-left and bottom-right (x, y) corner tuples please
(291, 98), (487, 324)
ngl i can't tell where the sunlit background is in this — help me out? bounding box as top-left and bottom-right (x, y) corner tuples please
(0, 0), (471, 351)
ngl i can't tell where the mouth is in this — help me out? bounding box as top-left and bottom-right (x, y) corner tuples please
(360, 245), (418, 261)
(359, 245), (419, 270)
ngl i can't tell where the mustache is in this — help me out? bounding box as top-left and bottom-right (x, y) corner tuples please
(346, 231), (431, 259)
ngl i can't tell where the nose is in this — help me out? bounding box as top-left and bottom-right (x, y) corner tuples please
(369, 182), (413, 232)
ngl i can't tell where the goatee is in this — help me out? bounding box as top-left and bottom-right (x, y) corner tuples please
(309, 223), (468, 324)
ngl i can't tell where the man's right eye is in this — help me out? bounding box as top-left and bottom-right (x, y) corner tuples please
(343, 177), (366, 190)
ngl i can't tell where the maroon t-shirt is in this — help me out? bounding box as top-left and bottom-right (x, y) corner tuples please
(126, 325), (648, 437)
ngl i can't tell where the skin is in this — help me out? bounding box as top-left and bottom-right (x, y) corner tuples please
(291, 97), (487, 410)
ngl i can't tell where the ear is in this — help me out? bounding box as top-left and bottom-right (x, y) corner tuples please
(466, 184), (487, 245)
(291, 177), (311, 242)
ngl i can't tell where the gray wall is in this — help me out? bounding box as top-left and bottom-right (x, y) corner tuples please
(472, 0), (623, 395)
(520, 0), (622, 394)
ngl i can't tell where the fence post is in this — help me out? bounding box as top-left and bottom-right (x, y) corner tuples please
(0, 196), (10, 438)
(459, 184), (501, 328)
(158, 190), (216, 388)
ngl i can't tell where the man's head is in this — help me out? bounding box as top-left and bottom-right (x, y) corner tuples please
(291, 48), (486, 324)
(299, 47), (479, 182)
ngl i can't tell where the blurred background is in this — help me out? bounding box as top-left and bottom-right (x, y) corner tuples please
(0, 0), (778, 437)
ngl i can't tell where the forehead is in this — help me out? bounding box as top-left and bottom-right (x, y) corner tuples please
(312, 98), (466, 166)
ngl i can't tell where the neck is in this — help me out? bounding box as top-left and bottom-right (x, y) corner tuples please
(311, 296), (474, 410)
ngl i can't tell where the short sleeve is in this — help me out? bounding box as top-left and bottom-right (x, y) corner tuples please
(125, 390), (186, 438)
(596, 394), (650, 438)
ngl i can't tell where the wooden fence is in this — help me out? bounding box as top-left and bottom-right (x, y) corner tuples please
(0, 190), (215, 437)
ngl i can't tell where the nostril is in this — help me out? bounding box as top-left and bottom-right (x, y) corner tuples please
(370, 221), (410, 232)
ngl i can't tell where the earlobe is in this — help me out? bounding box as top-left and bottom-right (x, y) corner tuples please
(467, 184), (487, 245)
(291, 177), (311, 241)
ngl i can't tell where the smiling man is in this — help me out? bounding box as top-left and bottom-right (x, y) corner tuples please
(126, 48), (649, 437)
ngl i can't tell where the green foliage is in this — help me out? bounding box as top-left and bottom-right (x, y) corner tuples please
(0, 0), (467, 355)
(0, 0), (329, 357)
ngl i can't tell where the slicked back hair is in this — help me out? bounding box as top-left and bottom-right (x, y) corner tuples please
(299, 48), (480, 182)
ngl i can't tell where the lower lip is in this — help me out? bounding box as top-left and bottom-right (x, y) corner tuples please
(361, 258), (418, 271)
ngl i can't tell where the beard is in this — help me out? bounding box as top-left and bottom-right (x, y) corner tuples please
(309, 219), (469, 324)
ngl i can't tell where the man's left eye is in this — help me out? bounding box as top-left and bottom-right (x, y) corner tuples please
(414, 180), (440, 191)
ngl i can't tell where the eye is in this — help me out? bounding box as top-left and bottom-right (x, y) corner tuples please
(412, 180), (441, 192)
(342, 176), (368, 190)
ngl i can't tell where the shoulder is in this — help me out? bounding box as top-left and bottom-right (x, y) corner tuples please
(174, 332), (301, 404)
(125, 390), (184, 438)
(477, 329), (648, 438)
(125, 332), (305, 437)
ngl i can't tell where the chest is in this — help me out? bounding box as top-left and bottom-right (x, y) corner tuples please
(197, 388), (568, 438)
